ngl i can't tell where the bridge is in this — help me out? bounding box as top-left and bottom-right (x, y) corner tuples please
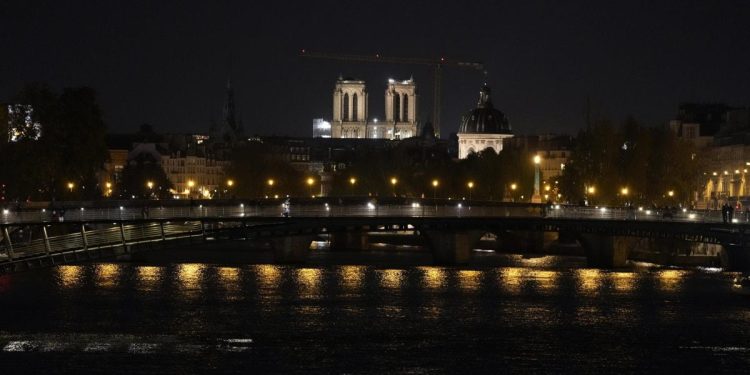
(1, 198), (748, 274)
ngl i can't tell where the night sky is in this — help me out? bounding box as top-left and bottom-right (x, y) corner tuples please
(2, 1), (750, 138)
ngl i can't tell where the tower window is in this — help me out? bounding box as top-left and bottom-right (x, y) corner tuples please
(393, 93), (401, 122)
(353, 93), (358, 121)
(343, 93), (350, 121)
(403, 94), (409, 122)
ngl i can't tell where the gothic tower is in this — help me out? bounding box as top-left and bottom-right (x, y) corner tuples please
(332, 76), (368, 138)
(383, 77), (418, 139)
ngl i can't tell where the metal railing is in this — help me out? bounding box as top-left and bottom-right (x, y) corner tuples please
(0, 201), (732, 225)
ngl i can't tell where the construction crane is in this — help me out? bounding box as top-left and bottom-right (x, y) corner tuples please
(300, 50), (485, 138)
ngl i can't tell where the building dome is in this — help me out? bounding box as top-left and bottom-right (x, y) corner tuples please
(458, 85), (511, 134)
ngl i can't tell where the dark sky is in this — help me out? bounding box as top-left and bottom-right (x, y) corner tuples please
(2, 1), (750, 137)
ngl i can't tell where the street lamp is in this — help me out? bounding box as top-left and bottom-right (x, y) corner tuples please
(467, 181), (474, 202)
(349, 177), (357, 196)
(187, 179), (195, 199)
(510, 183), (518, 202)
(227, 179), (234, 187)
(532, 155), (542, 203)
(307, 177), (315, 197)
(67, 182), (74, 192)
(432, 179), (439, 200)
(390, 177), (398, 197)
(667, 190), (674, 197)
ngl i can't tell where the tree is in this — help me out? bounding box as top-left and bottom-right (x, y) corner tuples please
(0, 84), (109, 201)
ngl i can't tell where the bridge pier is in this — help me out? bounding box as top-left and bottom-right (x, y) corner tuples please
(423, 229), (483, 265)
(270, 235), (315, 263)
(579, 234), (629, 268)
(329, 232), (369, 251)
(720, 245), (750, 271)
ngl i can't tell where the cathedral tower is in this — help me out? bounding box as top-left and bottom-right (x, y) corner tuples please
(332, 77), (368, 138)
(383, 78), (417, 139)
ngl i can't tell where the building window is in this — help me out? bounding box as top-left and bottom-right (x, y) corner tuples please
(353, 93), (358, 121)
(403, 94), (409, 122)
(393, 93), (401, 122)
(343, 93), (349, 121)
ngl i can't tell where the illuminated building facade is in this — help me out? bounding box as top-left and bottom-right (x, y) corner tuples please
(331, 76), (418, 140)
(457, 84), (513, 159)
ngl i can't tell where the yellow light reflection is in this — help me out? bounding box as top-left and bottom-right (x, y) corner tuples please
(611, 272), (635, 292)
(380, 269), (404, 289)
(256, 264), (281, 289)
(500, 267), (525, 294)
(137, 266), (161, 290)
(576, 269), (602, 295)
(420, 267), (446, 289)
(339, 266), (365, 292)
(297, 268), (321, 295)
(458, 270), (482, 292)
(177, 264), (204, 291)
(58, 265), (83, 289)
(95, 264), (120, 288)
(218, 267), (241, 293)
(657, 269), (686, 292)
(528, 270), (559, 294)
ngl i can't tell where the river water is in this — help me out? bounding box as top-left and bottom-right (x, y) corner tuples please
(0, 251), (749, 374)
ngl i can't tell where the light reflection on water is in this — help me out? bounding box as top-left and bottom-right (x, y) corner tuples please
(457, 270), (482, 292)
(296, 268), (322, 295)
(177, 264), (204, 294)
(255, 264), (281, 289)
(419, 267), (446, 289)
(576, 269), (602, 294)
(1, 258), (745, 373)
(136, 266), (161, 291)
(379, 269), (404, 289)
(658, 269), (687, 292)
(58, 265), (83, 289)
(95, 264), (120, 289)
(339, 265), (365, 292)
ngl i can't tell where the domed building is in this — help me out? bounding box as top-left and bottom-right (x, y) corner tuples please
(457, 84), (513, 159)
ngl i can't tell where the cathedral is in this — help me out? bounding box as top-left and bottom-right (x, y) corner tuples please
(331, 76), (418, 139)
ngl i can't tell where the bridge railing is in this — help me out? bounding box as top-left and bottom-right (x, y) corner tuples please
(0, 201), (737, 225)
(0, 221), (205, 266)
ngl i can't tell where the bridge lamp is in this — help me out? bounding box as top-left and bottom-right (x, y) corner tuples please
(267, 179), (275, 187)
(667, 190), (674, 197)
(467, 181), (474, 202)
(587, 186), (596, 195)
(621, 187), (629, 196)
(350, 177), (357, 185)
(147, 181), (154, 190)
(432, 179), (439, 200)
(67, 182), (75, 192)
(227, 179), (234, 187)
(390, 177), (398, 196)
(510, 183), (517, 190)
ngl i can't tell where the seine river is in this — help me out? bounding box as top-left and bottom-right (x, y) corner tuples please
(0, 251), (749, 373)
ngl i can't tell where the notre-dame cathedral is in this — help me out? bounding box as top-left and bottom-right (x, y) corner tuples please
(331, 76), (418, 139)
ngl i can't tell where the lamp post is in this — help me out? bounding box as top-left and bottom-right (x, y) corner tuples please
(105, 182), (112, 198)
(467, 181), (474, 203)
(620, 187), (629, 206)
(67, 182), (75, 193)
(349, 177), (356, 196)
(146, 181), (154, 199)
(307, 177), (315, 197)
(226, 179), (234, 199)
(532, 155), (542, 203)
(187, 180), (195, 199)
(390, 177), (398, 197)
(432, 179), (439, 200)
(510, 183), (517, 202)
